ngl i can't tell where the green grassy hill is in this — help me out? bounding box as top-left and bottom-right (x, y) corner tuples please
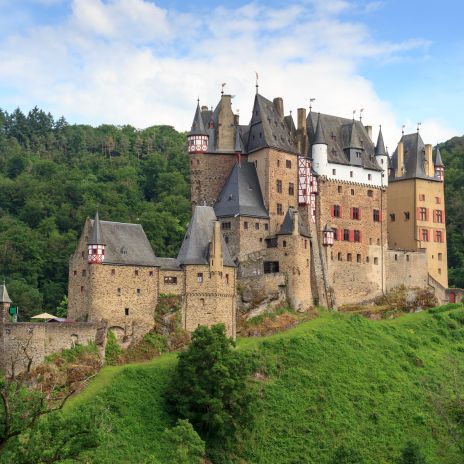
(67, 307), (464, 464)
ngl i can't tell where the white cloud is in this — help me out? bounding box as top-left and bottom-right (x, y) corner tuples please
(0, 0), (456, 148)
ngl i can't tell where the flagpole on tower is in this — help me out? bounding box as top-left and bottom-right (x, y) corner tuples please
(255, 72), (259, 94)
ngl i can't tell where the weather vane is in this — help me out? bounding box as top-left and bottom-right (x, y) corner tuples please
(352, 109), (357, 121)
(255, 72), (259, 94)
(359, 108), (364, 122)
(221, 82), (227, 95)
(402, 124), (406, 135)
(417, 122), (422, 132)
(309, 98), (316, 112)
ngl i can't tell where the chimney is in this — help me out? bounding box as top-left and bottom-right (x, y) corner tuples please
(234, 114), (240, 125)
(273, 97), (284, 118)
(292, 210), (299, 236)
(209, 221), (223, 272)
(201, 105), (208, 112)
(425, 144), (434, 177)
(297, 108), (307, 132)
(364, 125), (373, 141)
(396, 141), (404, 177)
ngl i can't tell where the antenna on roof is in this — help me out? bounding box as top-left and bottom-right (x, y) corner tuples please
(221, 83), (227, 95)
(255, 72), (259, 94)
(402, 124), (405, 135)
(309, 98), (316, 112)
(197, 97), (200, 104)
(359, 108), (364, 122)
(417, 122), (422, 132)
(352, 109), (357, 121)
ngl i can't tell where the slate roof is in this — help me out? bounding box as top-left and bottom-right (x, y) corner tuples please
(214, 162), (268, 219)
(0, 282), (12, 303)
(154, 257), (181, 271)
(313, 113), (327, 145)
(435, 146), (444, 166)
(88, 211), (104, 245)
(375, 127), (386, 156)
(307, 112), (381, 171)
(389, 132), (438, 181)
(277, 207), (310, 237)
(246, 94), (298, 154)
(177, 206), (235, 267)
(90, 219), (158, 266)
(188, 102), (207, 136)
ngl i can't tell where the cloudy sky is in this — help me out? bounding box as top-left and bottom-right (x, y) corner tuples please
(0, 0), (463, 148)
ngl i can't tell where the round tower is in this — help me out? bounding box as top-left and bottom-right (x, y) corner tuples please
(311, 113), (328, 175)
(187, 100), (209, 154)
(434, 146), (445, 181)
(375, 125), (389, 185)
(88, 211), (105, 264)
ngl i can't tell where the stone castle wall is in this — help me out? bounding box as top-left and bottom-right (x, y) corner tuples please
(0, 322), (97, 376)
(385, 249), (428, 291)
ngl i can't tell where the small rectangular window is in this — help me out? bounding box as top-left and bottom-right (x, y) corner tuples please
(264, 223), (269, 231)
(390, 213), (396, 222)
(244, 221), (248, 230)
(149, 270), (154, 276)
(277, 203), (283, 215)
(117, 287), (121, 294)
(435, 197), (441, 204)
(332, 205), (341, 218)
(80, 286), (84, 293)
(350, 171), (354, 178)
(419, 194), (425, 201)
(263, 261), (280, 273)
(404, 212), (410, 220)
(354, 230), (361, 242)
(73, 270), (77, 276)
(352, 207), (360, 220)
(332, 169), (336, 175)
(255, 223), (260, 230)
(225, 274), (229, 284)
(338, 186), (342, 193)
(197, 273), (203, 283)
(286, 160), (291, 168)
(164, 276), (178, 284)
(373, 209), (380, 222)
(221, 222), (231, 230)
(343, 229), (350, 241)
(137, 288), (141, 295)
(356, 254), (361, 263)
(125, 308), (129, 316)
(82, 270), (86, 276)
(134, 270), (139, 276)
(374, 257), (378, 265)
(288, 183), (294, 196)
(111, 269), (116, 275)
(276, 180), (282, 193)
(368, 174), (372, 181)
(347, 253), (352, 262)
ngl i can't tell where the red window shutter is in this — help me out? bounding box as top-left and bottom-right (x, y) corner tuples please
(416, 207), (421, 220)
(434, 230), (438, 242)
(442, 210), (445, 222)
(425, 208), (429, 221)
(330, 206), (334, 217)
(349, 230), (354, 242)
(359, 230), (362, 242)
(433, 210), (436, 222)
(379, 210), (383, 222)
(358, 208), (362, 220)
(350, 208), (353, 219)
(340, 206), (343, 218)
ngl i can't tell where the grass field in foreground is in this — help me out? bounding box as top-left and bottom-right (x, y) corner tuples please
(70, 306), (464, 463)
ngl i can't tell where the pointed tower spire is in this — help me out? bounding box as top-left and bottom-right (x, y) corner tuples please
(314, 113), (327, 145)
(0, 281), (12, 304)
(375, 125), (386, 156)
(435, 146), (444, 167)
(88, 211), (106, 264)
(188, 101), (207, 136)
(434, 145), (445, 181)
(0, 280), (12, 324)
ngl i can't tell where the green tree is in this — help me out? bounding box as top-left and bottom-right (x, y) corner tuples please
(331, 445), (364, 463)
(163, 419), (205, 463)
(167, 324), (255, 451)
(398, 441), (427, 464)
(55, 294), (68, 318)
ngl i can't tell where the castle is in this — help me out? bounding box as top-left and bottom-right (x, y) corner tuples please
(1, 88), (459, 374)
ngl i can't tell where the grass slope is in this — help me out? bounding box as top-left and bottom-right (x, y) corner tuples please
(69, 307), (464, 463)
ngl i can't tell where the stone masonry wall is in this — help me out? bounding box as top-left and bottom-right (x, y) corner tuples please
(183, 265), (236, 338)
(190, 153), (236, 207)
(88, 264), (159, 341)
(319, 178), (388, 305)
(158, 269), (184, 296)
(385, 249), (428, 291)
(1, 322), (97, 376)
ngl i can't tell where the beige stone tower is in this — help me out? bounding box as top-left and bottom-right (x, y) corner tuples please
(388, 134), (448, 289)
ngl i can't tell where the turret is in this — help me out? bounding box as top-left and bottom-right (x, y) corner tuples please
(434, 146), (445, 181)
(88, 211), (105, 264)
(0, 281), (12, 324)
(187, 101), (209, 154)
(395, 138), (404, 178)
(375, 126), (389, 185)
(311, 113), (328, 175)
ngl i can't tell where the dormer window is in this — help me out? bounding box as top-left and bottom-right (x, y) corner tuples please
(120, 246), (127, 255)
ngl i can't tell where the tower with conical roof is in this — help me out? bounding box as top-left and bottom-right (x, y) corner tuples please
(187, 101), (209, 154)
(87, 211), (106, 264)
(434, 146), (445, 181)
(311, 113), (328, 174)
(0, 281), (12, 325)
(375, 126), (389, 186)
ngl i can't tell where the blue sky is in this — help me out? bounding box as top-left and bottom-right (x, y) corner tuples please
(0, 0), (462, 147)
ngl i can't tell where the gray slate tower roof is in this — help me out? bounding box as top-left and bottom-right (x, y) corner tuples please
(0, 282), (12, 304)
(278, 207), (310, 237)
(235, 125), (243, 153)
(313, 113), (327, 145)
(390, 132), (438, 181)
(188, 102), (208, 136)
(88, 211), (104, 245)
(375, 126), (386, 156)
(90, 219), (157, 266)
(214, 163), (268, 219)
(177, 206), (235, 266)
(435, 146), (444, 166)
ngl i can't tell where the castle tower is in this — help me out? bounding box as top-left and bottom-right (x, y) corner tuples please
(388, 132), (448, 289)
(0, 281), (12, 325)
(434, 146), (445, 181)
(311, 113), (328, 175)
(87, 211), (105, 264)
(375, 126), (389, 186)
(187, 101), (209, 154)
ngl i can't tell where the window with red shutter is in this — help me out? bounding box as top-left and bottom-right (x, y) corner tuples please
(349, 230), (354, 242)
(330, 206), (334, 217)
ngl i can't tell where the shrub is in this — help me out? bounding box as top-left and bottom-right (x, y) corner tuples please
(398, 441), (427, 464)
(105, 330), (122, 365)
(163, 419), (205, 464)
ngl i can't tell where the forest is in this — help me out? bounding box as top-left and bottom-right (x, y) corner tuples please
(0, 107), (463, 318)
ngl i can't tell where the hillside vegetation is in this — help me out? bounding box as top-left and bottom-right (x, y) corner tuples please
(61, 307), (464, 464)
(0, 108), (463, 317)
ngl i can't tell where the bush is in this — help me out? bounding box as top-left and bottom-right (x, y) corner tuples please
(167, 324), (256, 453)
(331, 445), (364, 463)
(105, 330), (122, 365)
(162, 419), (205, 464)
(398, 441), (427, 464)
